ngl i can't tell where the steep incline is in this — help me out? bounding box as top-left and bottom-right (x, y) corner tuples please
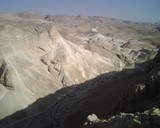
(0, 14), (124, 119)
(0, 14), (159, 127)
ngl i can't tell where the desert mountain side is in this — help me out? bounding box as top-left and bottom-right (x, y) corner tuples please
(0, 13), (160, 128)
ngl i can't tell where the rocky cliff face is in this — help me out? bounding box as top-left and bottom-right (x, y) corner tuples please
(82, 50), (160, 128)
(0, 13), (160, 128)
(118, 50), (160, 113)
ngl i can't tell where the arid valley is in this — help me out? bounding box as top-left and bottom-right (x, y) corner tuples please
(0, 13), (160, 128)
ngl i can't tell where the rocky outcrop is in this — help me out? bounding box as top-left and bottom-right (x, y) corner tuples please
(82, 108), (160, 128)
(117, 50), (160, 113)
(145, 50), (160, 98)
(81, 50), (160, 128)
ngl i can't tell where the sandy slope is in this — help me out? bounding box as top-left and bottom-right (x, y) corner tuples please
(0, 13), (159, 121)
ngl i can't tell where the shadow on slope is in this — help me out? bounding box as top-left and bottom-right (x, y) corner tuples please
(0, 60), (157, 128)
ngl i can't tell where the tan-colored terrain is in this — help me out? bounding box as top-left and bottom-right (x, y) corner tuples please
(0, 13), (160, 128)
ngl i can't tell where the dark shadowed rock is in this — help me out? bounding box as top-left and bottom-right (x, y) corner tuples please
(82, 108), (160, 128)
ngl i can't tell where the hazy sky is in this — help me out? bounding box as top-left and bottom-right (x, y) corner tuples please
(0, 0), (160, 22)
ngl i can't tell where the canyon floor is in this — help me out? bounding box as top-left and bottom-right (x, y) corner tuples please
(0, 13), (160, 128)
